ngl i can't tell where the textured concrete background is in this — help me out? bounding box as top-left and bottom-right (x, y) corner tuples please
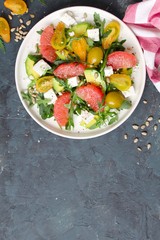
(0, 0), (160, 239)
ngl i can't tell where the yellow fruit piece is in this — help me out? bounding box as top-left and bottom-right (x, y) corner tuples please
(109, 74), (131, 91)
(102, 21), (120, 49)
(0, 17), (10, 43)
(4, 0), (28, 15)
(51, 22), (66, 50)
(72, 38), (88, 62)
(36, 76), (54, 93)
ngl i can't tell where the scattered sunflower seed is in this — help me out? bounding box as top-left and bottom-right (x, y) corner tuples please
(15, 32), (20, 36)
(143, 100), (147, 104)
(141, 131), (148, 136)
(8, 15), (12, 20)
(134, 137), (139, 143)
(26, 20), (31, 26)
(153, 124), (158, 131)
(147, 116), (153, 121)
(145, 121), (150, 127)
(141, 124), (146, 130)
(147, 143), (152, 150)
(11, 28), (16, 32)
(132, 124), (139, 130)
(124, 134), (128, 140)
(21, 24), (26, 29)
(137, 146), (142, 152)
(30, 14), (35, 18)
(19, 18), (23, 24)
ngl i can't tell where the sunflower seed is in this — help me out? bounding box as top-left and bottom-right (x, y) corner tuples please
(147, 143), (151, 150)
(134, 137), (139, 143)
(8, 15), (12, 20)
(19, 18), (23, 24)
(147, 116), (153, 121)
(26, 20), (31, 26)
(137, 147), (142, 152)
(143, 100), (148, 104)
(124, 134), (128, 140)
(141, 131), (148, 136)
(30, 14), (35, 18)
(11, 28), (16, 32)
(132, 124), (139, 130)
(153, 124), (158, 131)
(145, 121), (150, 127)
(141, 124), (146, 130)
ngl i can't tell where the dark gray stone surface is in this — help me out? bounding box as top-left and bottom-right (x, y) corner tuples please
(0, 0), (160, 239)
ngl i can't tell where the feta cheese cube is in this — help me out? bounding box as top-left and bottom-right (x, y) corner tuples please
(87, 28), (99, 41)
(68, 31), (75, 37)
(104, 66), (113, 77)
(67, 76), (79, 88)
(60, 12), (77, 27)
(122, 86), (135, 98)
(44, 89), (57, 104)
(33, 59), (51, 76)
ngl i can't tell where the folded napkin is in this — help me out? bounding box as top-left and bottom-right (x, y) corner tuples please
(123, 0), (160, 92)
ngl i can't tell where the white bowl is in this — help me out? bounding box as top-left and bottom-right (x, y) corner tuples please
(15, 6), (146, 139)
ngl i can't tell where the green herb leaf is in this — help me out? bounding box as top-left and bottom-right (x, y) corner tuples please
(37, 29), (43, 35)
(38, 103), (53, 119)
(94, 13), (105, 37)
(21, 91), (34, 106)
(102, 29), (112, 38)
(0, 38), (6, 53)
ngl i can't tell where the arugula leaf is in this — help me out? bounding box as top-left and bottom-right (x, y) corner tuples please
(38, 103), (53, 119)
(94, 13), (105, 38)
(0, 38), (6, 53)
(21, 91), (34, 106)
(37, 29), (43, 35)
(102, 29), (112, 38)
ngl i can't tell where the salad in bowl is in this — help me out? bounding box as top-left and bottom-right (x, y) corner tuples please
(15, 7), (146, 138)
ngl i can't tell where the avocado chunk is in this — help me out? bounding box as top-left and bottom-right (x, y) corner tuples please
(25, 55), (41, 79)
(53, 78), (64, 93)
(80, 115), (99, 129)
(84, 69), (106, 91)
(71, 22), (92, 37)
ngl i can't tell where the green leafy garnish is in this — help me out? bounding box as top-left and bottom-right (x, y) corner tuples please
(37, 30), (43, 35)
(0, 38), (6, 53)
(38, 103), (53, 119)
(94, 13), (105, 38)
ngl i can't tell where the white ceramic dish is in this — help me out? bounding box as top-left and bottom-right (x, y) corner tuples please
(15, 6), (146, 139)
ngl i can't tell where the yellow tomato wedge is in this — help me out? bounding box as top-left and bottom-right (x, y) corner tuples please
(72, 37), (88, 62)
(4, 0), (28, 15)
(51, 22), (66, 50)
(102, 21), (120, 49)
(36, 76), (54, 93)
(0, 17), (10, 43)
(109, 74), (132, 91)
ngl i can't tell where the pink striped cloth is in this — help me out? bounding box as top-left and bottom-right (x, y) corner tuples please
(123, 0), (160, 92)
